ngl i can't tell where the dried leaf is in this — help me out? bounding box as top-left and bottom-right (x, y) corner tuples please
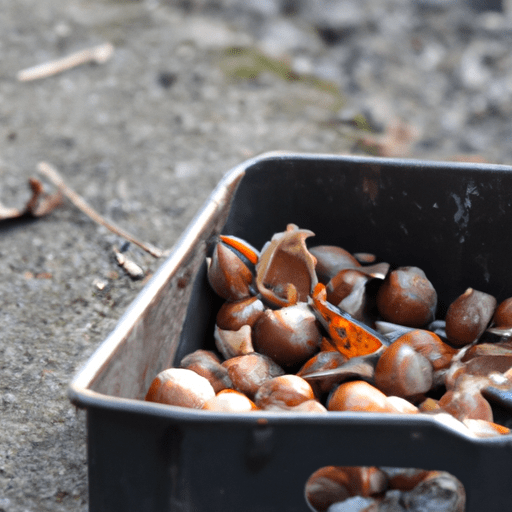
(0, 177), (62, 220)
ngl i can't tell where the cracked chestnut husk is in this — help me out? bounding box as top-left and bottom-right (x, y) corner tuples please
(256, 224), (318, 307)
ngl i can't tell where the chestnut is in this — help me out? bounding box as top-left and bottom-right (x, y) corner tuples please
(438, 380), (493, 422)
(374, 341), (434, 399)
(376, 266), (437, 327)
(207, 242), (253, 301)
(493, 297), (512, 328)
(383, 467), (431, 491)
(289, 400), (328, 413)
(252, 302), (322, 368)
(305, 466), (387, 512)
(385, 396), (419, 414)
(392, 329), (457, 371)
(179, 349), (232, 393)
(214, 324), (254, 359)
(450, 354), (512, 385)
(254, 374), (315, 410)
(309, 245), (361, 283)
(327, 380), (416, 414)
(326, 268), (369, 306)
(216, 296), (265, 331)
(326, 268), (372, 321)
(462, 418), (510, 437)
(145, 368), (215, 408)
(202, 389), (258, 412)
(402, 471), (466, 512)
(445, 288), (497, 347)
(221, 353), (284, 399)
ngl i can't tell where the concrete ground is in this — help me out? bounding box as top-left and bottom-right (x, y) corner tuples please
(1, 0), (510, 511)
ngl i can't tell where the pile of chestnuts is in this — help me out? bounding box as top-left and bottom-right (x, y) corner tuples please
(145, 223), (512, 509)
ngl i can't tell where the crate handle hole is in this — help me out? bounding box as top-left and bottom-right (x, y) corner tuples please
(304, 465), (466, 511)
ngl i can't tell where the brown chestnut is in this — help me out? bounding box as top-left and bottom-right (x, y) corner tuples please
(445, 288), (497, 347)
(207, 242), (253, 301)
(179, 349), (232, 393)
(493, 297), (512, 328)
(403, 472), (466, 512)
(438, 377), (493, 422)
(221, 353), (284, 399)
(374, 341), (434, 399)
(383, 467), (431, 491)
(216, 296), (266, 331)
(462, 418), (510, 437)
(252, 302), (322, 368)
(254, 374), (315, 410)
(392, 329), (457, 371)
(327, 380), (416, 413)
(202, 389), (258, 412)
(309, 245), (362, 283)
(305, 466), (387, 512)
(376, 266), (437, 327)
(145, 368), (215, 408)
(214, 324), (254, 359)
(326, 268), (369, 306)
(289, 400), (328, 413)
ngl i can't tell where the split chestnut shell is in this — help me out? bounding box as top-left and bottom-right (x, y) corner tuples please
(255, 224), (318, 308)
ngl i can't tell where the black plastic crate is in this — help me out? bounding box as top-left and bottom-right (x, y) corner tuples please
(69, 153), (512, 512)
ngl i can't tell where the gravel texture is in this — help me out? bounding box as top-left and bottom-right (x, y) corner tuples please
(1, 0), (512, 511)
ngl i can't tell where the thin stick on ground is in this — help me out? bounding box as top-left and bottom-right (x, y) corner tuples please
(37, 161), (166, 258)
(17, 43), (114, 82)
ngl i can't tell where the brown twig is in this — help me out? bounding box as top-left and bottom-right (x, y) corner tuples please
(0, 177), (62, 220)
(37, 161), (165, 258)
(17, 43), (114, 82)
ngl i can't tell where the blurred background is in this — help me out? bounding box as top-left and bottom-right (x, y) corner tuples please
(1, 0), (512, 510)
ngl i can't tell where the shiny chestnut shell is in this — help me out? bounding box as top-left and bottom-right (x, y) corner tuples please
(207, 242), (253, 301)
(252, 302), (322, 368)
(374, 342), (433, 399)
(221, 353), (285, 399)
(179, 349), (232, 393)
(376, 266), (437, 327)
(445, 288), (497, 347)
(145, 368), (215, 409)
(254, 374), (315, 410)
(392, 329), (457, 371)
(309, 245), (361, 283)
(202, 389), (258, 412)
(216, 297), (265, 331)
(493, 297), (512, 328)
